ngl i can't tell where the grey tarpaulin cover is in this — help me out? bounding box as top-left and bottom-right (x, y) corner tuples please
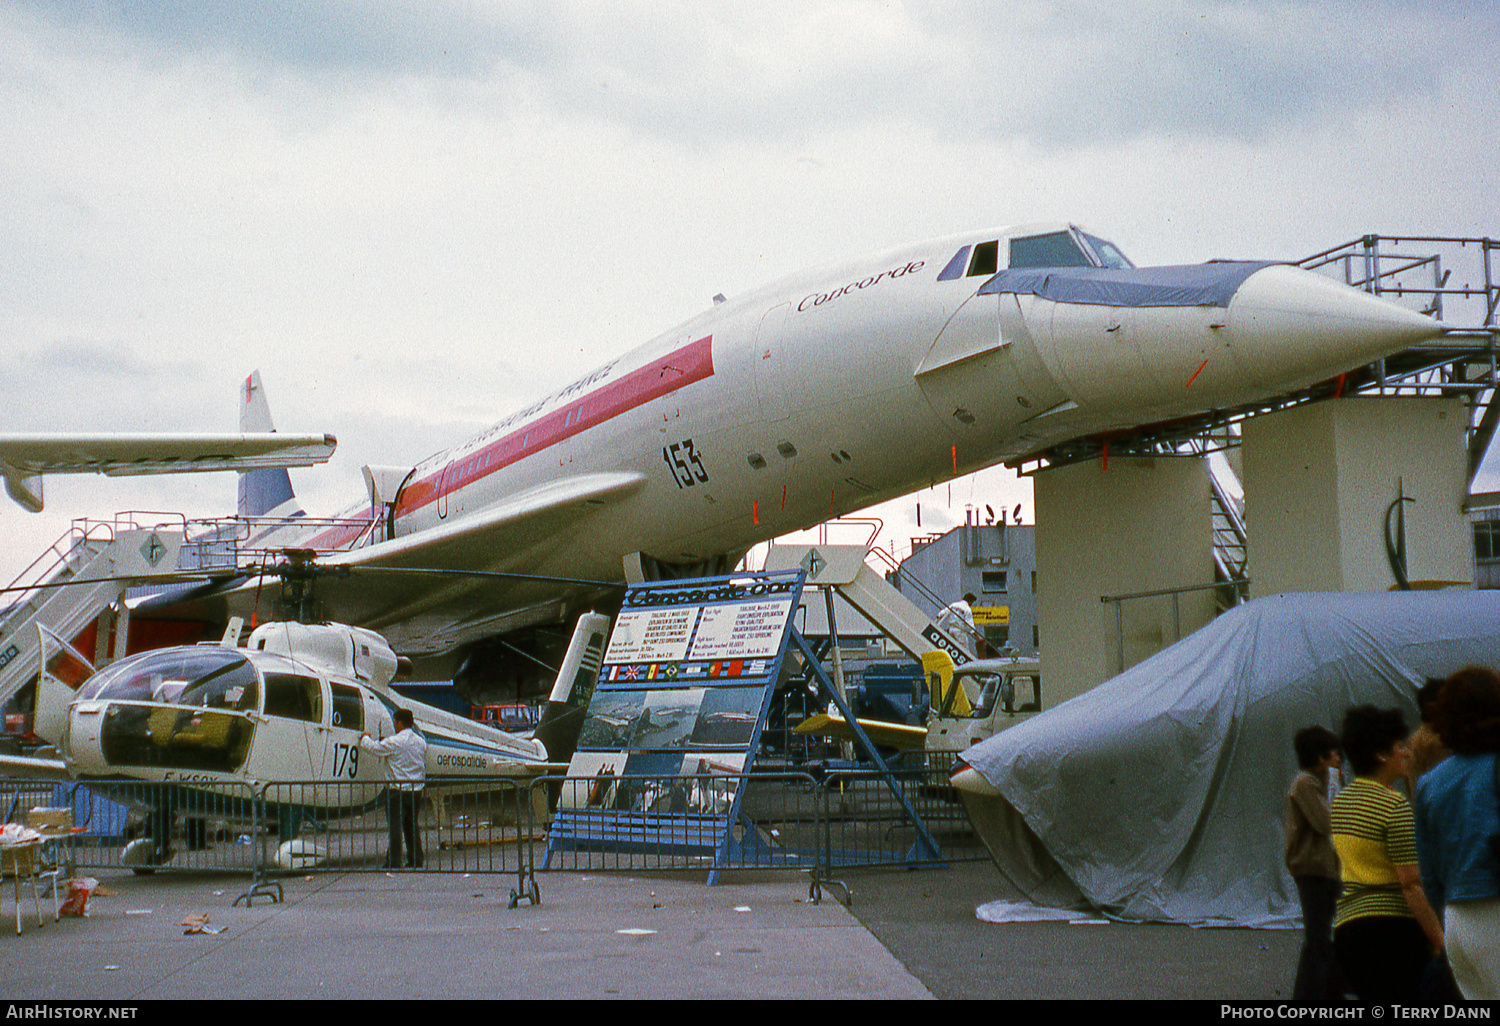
(959, 591), (1500, 928)
(977, 261), (1277, 308)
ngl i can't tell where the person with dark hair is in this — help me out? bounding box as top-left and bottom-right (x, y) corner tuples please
(1415, 666), (1500, 999)
(1331, 704), (1444, 1003)
(1407, 677), (1452, 794)
(360, 708), (428, 869)
(1285, 725), (1344, 1001)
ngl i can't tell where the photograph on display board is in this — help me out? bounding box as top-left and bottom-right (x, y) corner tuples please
(688, 686), (766, 747)
(606, 751), (689, 815)
(628, 688), (705, 749)
(680, 751), (749, 817)
(561, 750), (747, 816)
(577, 690), (648, 749)
(611, 777), (687, 815)
(594, 752), (747, 816)
(560, 751), (629, 810)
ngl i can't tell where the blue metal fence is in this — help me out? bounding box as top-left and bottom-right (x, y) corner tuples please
(1, 763), (985, 906)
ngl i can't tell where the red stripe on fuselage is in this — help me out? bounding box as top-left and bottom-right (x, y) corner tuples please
(302, 335), (715, 549)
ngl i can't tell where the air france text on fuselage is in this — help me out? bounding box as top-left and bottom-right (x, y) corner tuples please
(487, 359), (622, 437)
(797, 261), (926, 312)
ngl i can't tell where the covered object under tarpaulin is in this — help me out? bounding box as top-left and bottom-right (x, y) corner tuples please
(958, 591), (1500, 928)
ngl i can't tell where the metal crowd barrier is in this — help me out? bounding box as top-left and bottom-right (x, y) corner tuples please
(537, 771), (825, 876)
(1, 761), (986, 906)
(246, 779), (538, 907)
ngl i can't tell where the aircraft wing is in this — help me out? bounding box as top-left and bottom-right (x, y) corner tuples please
(139, 470), (648, 655)
(0, 432), (337, 512)
(794, 712), (928, 751)
(325, 470), (647, 575)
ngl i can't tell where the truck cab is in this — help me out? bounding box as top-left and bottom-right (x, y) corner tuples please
(924, 654), (1043, 755)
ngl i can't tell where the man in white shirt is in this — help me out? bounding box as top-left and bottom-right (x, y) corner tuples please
(359, 709), (428, 869)
(935, 592), (979, 656)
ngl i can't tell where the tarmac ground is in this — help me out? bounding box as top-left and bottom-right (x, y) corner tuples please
(0, 859), (1303, 1001)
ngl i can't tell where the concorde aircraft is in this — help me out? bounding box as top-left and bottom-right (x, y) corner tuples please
(98, 222), (1453, 696)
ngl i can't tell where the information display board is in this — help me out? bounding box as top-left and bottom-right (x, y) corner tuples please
(545, 570), (803, 873)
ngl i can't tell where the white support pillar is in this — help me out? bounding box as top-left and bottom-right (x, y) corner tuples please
(1241, 397), (1474, 595)
(1034, 456), (1215, 707)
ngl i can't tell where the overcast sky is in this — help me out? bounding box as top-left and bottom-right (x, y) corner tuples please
(2, 1), (1497, 584)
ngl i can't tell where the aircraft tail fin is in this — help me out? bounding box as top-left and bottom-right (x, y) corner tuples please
(533, 612), (611, 765)
(238, 371), (304, 519)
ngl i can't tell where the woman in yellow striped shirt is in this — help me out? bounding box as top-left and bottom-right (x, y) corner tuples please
(1331, 705), (1444, 1003)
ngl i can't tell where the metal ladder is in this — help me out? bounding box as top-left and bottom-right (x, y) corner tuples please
(1209, 459), (1250, 611)
(0, 526), (184, 713)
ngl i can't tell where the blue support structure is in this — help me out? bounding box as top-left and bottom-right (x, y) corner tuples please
(788, 629), (944, 867)
(544, 569), (946, 882)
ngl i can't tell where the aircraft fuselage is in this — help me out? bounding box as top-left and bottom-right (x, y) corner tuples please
(228, 221), (1443, 654)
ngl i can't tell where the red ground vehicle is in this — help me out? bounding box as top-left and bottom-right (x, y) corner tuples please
(473, 703), (540, 732)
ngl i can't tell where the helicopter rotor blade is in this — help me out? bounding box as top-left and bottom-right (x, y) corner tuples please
(331, 565), (627, 591)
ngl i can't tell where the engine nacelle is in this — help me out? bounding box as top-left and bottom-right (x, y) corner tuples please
(246, 622), (404, 688)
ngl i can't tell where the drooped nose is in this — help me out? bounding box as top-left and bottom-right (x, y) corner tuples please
(1226, 264), (1448, 390)
(1015, 261), (1449, 417)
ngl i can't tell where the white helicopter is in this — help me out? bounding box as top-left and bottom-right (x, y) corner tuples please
(10, 611), (609, 870)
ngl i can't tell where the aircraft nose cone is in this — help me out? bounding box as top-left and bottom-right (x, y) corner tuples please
(1227, 264), (1448, 389)
(949, 765), (1000, 797)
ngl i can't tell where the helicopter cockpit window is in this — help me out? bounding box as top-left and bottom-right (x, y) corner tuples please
(77, 647), (258, 711)
(264, 673), (324, 723)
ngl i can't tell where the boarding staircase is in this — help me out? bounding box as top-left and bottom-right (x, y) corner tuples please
(0, 507), (392, 726)
(1209, 454), (1250, 612)
(0, 523), (185, 714)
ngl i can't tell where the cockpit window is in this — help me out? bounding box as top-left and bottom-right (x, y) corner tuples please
(1079, 231), (1134, 269)
(950, 670), (1043, 719)
(78, 647), (259, 712)
(967, 240), (999, 277)
(936, 245), (971, 281)
(100, 704), (255, 773)
(82, 649), (259, 772)
(938, 240), (1002, 281)
(943, 227), (1137, 281)
(1009, 232), (1093, 269)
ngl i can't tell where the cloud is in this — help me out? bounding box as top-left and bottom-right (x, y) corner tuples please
(11, 0), (540, 78)
(12, 0), (1490, 150)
